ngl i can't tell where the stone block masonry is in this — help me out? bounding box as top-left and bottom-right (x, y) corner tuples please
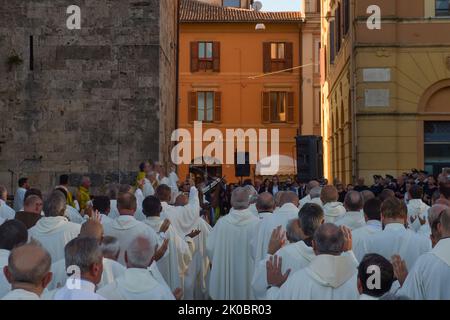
(0, 0), (178, 194)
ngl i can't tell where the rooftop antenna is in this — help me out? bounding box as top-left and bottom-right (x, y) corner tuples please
(253, 1), (265, 30)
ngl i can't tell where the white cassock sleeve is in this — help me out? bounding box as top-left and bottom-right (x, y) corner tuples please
(397, 262), (425, 300)
(252, 254), (272, 299)
(143, 179), (155, 197)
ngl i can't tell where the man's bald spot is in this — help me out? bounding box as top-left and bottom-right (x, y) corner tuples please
(279, 191), (299, 207)
(80, 220), (103, 241)
(321, 185), (339, 203)
(117, 192), (137, 211)
(9, 243), (51, 284)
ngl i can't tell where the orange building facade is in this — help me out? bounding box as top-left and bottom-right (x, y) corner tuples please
(177, 0), (321, 182)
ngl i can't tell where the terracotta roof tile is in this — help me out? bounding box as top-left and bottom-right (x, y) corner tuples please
(180, 0), (304, 23)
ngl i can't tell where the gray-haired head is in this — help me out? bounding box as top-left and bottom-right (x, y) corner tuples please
(313, 223), (344, 255)
(344, 191), (364, 211)
(286, 219), (302, 243)
(231, 187), (250, 210)
(256, 192), (275, 213)
(43, 190), (67, 217)
(101, 236), (120, 260)
(7, 242), (51, 286)
(361, 190), (375, 202)
(64, 237), (103, 274)
(309, 187), (322, 199)
(125, 235), (155, 269)
(306, 180), (320, 194)
(428, 204), (448, 231)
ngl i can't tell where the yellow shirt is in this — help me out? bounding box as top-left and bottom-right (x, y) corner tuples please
(67, 191), (75, 208)
(77, 186), (91, 211)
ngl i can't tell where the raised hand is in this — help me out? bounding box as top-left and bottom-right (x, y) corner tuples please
(159, 219), (171, 233)
(340, 226), (352, 252)
(152, 239), (169, 263)
(266, 255), (290, 288)
(268, 225), (286, 255)
(391, 255), (408, 286)
(173, 288), (183, 300)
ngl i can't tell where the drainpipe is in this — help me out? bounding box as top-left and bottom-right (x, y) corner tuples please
(350, 0), (358, 182)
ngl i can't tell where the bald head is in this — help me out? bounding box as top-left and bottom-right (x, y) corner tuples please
(231, 187), (250, 210)
(344, 191), (364, 211)
(125, 236), (155, 269)
(256, 192), (275, 213)
(6, 243), (52, 287)
(321, 185), (339, 204)
(279, 191), (299, 207)
(24, 195), (43, 215)
(313, 223), (344, 255)
(175, 194), (188, 207)
(79, 220), (103, 241)
(117, 192), (137, 213)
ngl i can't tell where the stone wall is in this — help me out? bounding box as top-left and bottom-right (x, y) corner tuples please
(0, 0), (178, 195)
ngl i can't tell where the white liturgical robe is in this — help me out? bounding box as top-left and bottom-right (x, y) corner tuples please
(52, 279), (105, 300)
(206, 208), (259, 300)
(252, 241), (315, 300)
(143, 178), (155, 198)
(1, 289), (40, 300)
(253, 203), (299, 263)
(335, 211), (366, 230)
(29, 216), (81, 263)
(363, 223), (432, 270)
(103, 215), (163, 266)
(0, 200), (15, 221)
(160, 186), (200, 237)
(48, 257), (126, 290)
(267, 254), (359, 300)
(322, 202), (346, 223)
(98, 268), (175, 300)
(65, 205), (84, 224)
(144, 216), (194, 291)
(407, 199), (430, 232)
(108, 200), (120, 219)
(398, 238), (450, 300)
(351, 220), (382, 262)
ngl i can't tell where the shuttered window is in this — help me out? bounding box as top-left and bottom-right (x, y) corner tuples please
(262, 91), (294, 123)
(188, 91), (221, 123)
(190, 41), (220, 72)
(263, 42), (293, 73)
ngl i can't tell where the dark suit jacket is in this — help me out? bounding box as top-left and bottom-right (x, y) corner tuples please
(15, 211), (42, 229)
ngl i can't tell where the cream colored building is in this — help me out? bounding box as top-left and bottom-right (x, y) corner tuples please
(321, 0), (450, 184)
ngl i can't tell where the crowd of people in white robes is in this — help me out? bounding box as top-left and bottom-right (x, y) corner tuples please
(0, 165), (450, 300)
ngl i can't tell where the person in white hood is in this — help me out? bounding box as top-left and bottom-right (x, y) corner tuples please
(298, 180), (320, 209)
(29, 190), (81, 263)
(103, 192), (168, 267)
(266, 223), (359, 300)
(2, 243), (52, 300)
(321, 185), (346, 223)
(206, 187), (259, 300)
(252, 203), (324, 299)
(253, 192), (300, 263)
(98, 235), (178, 300)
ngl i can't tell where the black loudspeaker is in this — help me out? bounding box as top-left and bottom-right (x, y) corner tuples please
(235, 152), (250, 177)
(296, 136), (324, 182)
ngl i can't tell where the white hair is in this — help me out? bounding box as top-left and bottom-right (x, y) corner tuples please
(100, 236), (120, 258)
(309, 187), (322, 199)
